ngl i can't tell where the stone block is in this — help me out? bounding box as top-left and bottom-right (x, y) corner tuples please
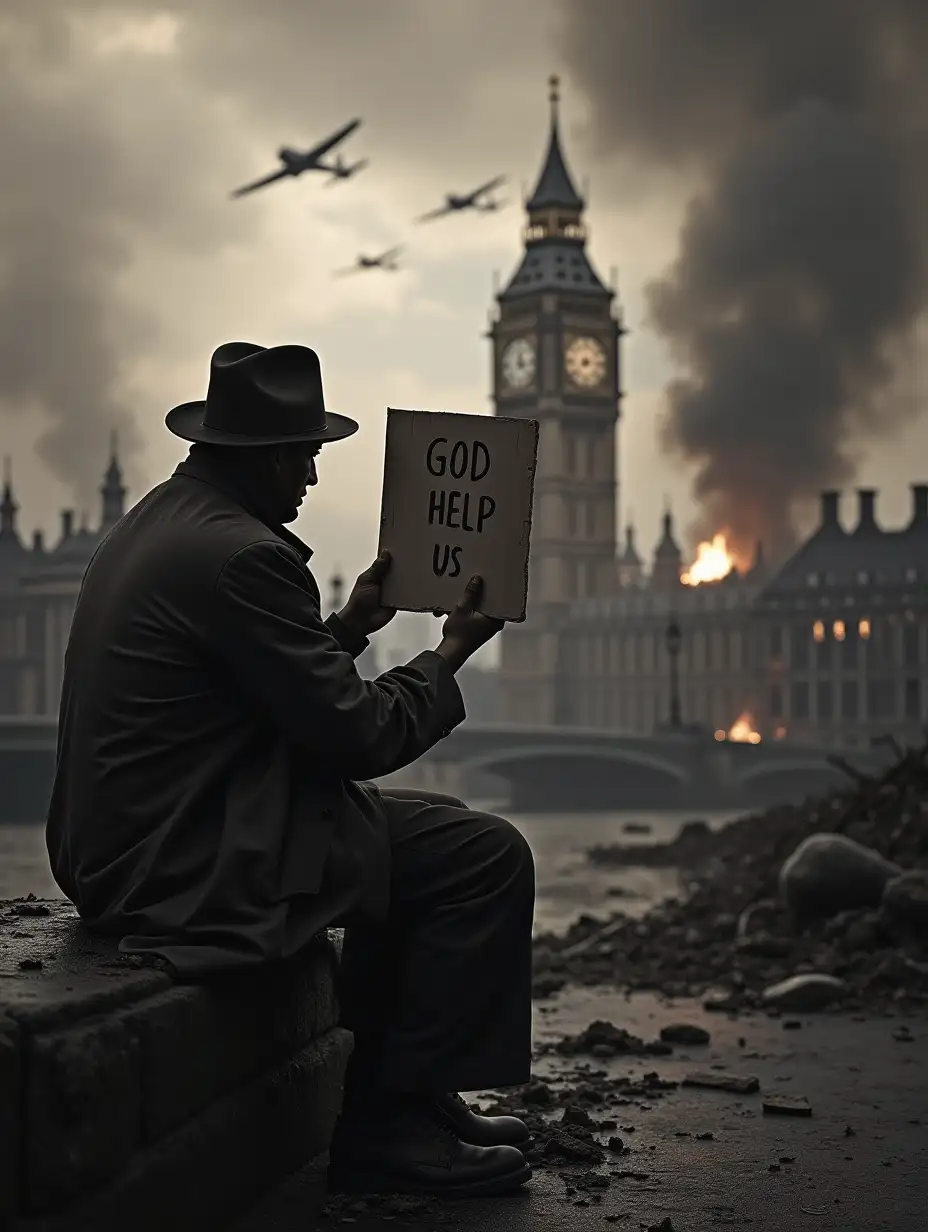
(22, 1011), (142, 1212)
(132, 942), (341, 1141)
(14, 1028), (353, 1232)
(0, 1012), (22, 1221)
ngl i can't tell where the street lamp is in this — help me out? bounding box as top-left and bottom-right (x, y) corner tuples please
(665, 615), (682, 729)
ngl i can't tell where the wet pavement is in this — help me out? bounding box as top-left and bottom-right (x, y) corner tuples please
(231, 989), (927, 1232)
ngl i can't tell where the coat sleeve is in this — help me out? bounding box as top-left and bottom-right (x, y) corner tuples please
(209, 539), (465, 780)
(324, 610), (369, 659)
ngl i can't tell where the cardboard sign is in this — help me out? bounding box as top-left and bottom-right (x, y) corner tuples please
(377, 408), (538, 622)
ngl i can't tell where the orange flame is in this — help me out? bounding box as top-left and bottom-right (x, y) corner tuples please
(714, 712), (762, 744)
(681, 533), (736, 586)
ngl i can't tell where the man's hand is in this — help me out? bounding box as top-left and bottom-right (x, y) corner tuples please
(434, 575), (504, 673)
(337, 550), (397, 639)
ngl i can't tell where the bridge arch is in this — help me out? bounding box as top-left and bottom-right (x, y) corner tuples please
(734, 758), (853, 807)
(458, 743), (691, 812)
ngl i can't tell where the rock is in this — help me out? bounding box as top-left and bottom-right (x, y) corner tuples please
(562, 1105), (594, 1128)
(882, 870), (928, 926)
(532, 973), (567, 999)
(606, 1135), (625, 1153)
(779, 833), (902, 922)
(761, 973), (847, 1012)
(659, 1023), (710, 1045)
(681, 1072), (760, 1095)
(543, 1126), (603, 1162)
(762, 1095), (812, 1117)
(519, 1078), (555, 1107)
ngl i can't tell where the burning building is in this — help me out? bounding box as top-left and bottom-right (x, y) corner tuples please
(751, 485), (928, 749)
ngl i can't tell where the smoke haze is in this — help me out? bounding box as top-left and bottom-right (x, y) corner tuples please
(560, 0), (928, 558)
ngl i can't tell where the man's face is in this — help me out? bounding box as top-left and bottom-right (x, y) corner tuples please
(274, 441), (322, 523)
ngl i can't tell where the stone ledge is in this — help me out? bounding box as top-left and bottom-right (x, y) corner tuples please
(1, 897), (351, 1228)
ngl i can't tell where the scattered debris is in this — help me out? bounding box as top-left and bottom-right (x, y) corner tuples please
(762, 1095), (812, 1117)
(659, 1023), (711, 1045)
(532, 739), (928, 1012)
(761, 973), (847, 1012)
(682, 1072), (760, 1095)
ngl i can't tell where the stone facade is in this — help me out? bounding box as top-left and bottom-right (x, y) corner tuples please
(0, 441), (126, 718)
(751, 487), (928, 749)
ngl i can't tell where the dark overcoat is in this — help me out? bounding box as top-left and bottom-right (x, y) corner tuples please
(46, 453), (466, 976)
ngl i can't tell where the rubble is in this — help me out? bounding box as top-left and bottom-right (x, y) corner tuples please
(533, 738), (928, 1011)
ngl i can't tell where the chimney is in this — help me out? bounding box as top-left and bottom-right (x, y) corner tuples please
(61, 509), (73, 540)
(910, 484), (928, 527)
(819, 490), (840, 530)
(855, 488), (877, 533)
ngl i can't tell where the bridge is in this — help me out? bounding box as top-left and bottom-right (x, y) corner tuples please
(385, 721), (896, 811)
(0, 715), (896, 821)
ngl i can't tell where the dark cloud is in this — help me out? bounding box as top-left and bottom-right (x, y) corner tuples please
(561, 0), (928, 558)
(0, 1), (545, 509)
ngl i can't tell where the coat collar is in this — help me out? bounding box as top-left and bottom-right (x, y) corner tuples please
(173, 454), (314, 563)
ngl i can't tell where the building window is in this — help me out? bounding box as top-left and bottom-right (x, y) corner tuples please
(905, 568), (918, 583)
(904, 678), (921, 719)
(807, 572), (820, 587)
(840, 681), (858, 721)
(769, 626), (783, 658)
(816, 681), (833, 721)
(792, 682), (810, 719)
(565, 434), (576, 475)
(866, 679), (895, 720)
(858, 571), (870, 585)
(769, 685), (783, 718)
(790, 626), (810, 670)
(585, 436), (596, 477)
(859, 617), (871, 640)
(585, 500), (596, 538)
(815, 629), (832, 672)
(902, 625), (920, 668)
(567, 496), (577, 537)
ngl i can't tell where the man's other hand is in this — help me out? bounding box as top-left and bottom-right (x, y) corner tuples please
(338, 550), (397, 638)
(434, 575), (504, 673)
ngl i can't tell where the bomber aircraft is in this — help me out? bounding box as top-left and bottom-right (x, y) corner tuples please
(332, 246), (404, 277)
(230, 118), (363, 199)
(415, 175), (507, 223)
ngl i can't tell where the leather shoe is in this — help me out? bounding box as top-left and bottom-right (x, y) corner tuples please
(435, 1092), (534, 1148)
(328, 1100), (532, 1199)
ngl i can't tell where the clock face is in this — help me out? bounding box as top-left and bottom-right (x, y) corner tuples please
(565, 336), (607, 388)
(501, 337), (536, 389)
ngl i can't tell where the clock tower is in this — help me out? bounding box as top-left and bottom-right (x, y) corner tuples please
(489, 75), (624, 725)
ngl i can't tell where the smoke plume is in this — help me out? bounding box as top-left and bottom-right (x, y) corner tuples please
(561, 0), (928, 558)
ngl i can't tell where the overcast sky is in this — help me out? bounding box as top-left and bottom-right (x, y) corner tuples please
(1, 2), (925, 658)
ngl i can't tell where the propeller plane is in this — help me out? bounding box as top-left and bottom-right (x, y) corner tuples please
(230, 118), (364, 199)
(415, 175), (507, 223)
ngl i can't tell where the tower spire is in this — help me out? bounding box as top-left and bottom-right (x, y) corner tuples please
(1, 454), (19, 537)
(525, 74), (585, 214)
(100, 428), (126, 530)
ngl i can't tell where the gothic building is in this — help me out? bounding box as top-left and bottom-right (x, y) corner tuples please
(751, 486), (928, 749)
(490, 75), (624, 724)
(0, 438), (126, 715)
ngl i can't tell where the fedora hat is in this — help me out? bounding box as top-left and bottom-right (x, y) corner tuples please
(165, 342), (359, 447)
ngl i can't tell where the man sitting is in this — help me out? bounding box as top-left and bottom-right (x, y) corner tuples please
(46, 342), (536, 1199)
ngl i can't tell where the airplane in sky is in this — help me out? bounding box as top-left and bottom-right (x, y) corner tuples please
(230, 118), (363, 199)
(415, 175), (507, 223)
(333, 246), (404, 277)
(322, 153), (370, 186)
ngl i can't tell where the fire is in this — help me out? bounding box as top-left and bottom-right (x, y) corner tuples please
(681, 533), (736, 586)
(714, 712), (762, 744)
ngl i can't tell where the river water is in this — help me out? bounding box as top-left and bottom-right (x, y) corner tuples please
(0, 808), (740, 934)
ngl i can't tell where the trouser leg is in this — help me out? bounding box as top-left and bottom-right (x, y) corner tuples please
(338, 792), (535, 1098)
